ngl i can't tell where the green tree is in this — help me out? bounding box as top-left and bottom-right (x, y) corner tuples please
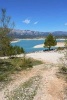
(44, 33), (57, 50)
(0, 8), (15, 56)
(0, 9), (24, 56)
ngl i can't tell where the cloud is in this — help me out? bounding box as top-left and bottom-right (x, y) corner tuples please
(34, 21), (38, 25)
(64, 23), (67, 26)
(23, 19), (30, 24)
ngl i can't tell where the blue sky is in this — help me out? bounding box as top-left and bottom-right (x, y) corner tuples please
(0, 0), (67, 32)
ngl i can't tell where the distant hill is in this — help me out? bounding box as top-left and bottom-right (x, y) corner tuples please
(9, 29), (67, 39)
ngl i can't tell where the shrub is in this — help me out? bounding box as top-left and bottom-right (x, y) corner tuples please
(0, 61), (15, 81)
(7, 45), (24, 56)
(57, 47), (64, 50)
(0, 61), (15, 72)
(61, 67), (67, 73)
(20, 58), (33, 69)
(0, 57), (42, 81)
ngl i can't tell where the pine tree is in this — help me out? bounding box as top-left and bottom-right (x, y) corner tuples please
(44, 33), (57, 50)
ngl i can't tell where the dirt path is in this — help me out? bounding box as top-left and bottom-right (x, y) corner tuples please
(33, 66), (66, 100)
(0, 64), (66, 100)
(0, 64), (44, 100)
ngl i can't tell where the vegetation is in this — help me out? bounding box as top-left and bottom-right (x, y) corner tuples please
(57, 47), (64, 51)
(0, 57), (42, 81)
(7, 45), (24, 56)
(44, 33), (57, 50)
(59, 40), (67, 74)
(60, 67), (67, 73)
(0, 8), (24, 56)
(0, 9), (43, 82)
(0, 8), (13, 56)
(57, 39), (67, 83)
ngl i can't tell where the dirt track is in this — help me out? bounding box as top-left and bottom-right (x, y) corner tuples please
(0, 63), (66, 100)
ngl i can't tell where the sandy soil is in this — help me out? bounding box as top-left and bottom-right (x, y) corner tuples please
(27, 51), (64, 64)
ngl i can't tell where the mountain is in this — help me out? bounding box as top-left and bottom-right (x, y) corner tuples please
(9, 29), (67, 38)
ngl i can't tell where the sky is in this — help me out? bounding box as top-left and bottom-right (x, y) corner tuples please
(0, 0), (67, 32)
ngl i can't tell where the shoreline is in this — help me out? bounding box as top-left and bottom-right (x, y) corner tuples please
(11, 39), (23, 43)
(11, 38), (45, 43)
(11, 38), (66, 43)
(33, 42), (65, 48)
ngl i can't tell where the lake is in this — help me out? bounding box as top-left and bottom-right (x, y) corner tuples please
(11, 39), (65, 53)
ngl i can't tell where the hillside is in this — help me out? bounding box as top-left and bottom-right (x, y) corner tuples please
(9, 29), (67, 39)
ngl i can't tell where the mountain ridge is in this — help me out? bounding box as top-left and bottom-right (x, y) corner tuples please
(9, 29), (67, 38)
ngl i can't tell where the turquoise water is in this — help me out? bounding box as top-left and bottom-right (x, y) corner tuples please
(11, 39), (65, 53)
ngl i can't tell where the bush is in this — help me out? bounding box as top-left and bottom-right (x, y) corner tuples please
(20, 58), (33, 69)
(57, 47), (64, 50)
(60, 67), (67, 73)
(0, 72), (9, 81)
(0, 57), (32, 81)
(0, 61), (15, 81)
(0, 45), (24, 57)
(0, 61), (15, 72)
(0, 57), (43, 81)
(7, 45), (24, 56)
